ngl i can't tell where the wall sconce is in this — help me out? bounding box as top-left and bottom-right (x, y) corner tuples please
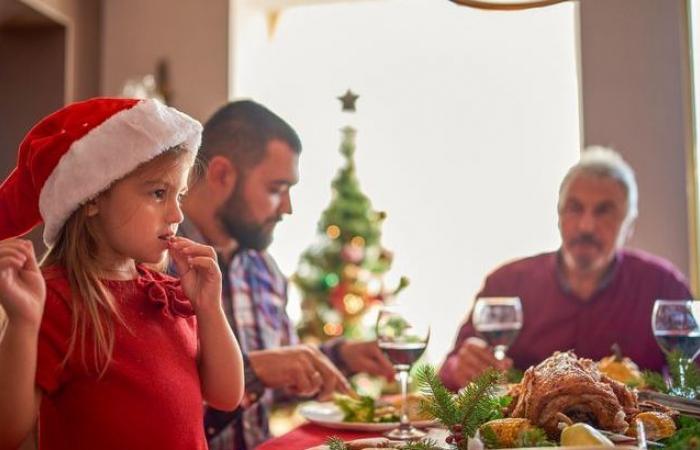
(120, 60), (172, 105)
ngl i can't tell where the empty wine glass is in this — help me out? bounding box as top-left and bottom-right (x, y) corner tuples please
(376, 304), (430, 440)
(472, 297), (523, 361)
(652, 299), (700, 398)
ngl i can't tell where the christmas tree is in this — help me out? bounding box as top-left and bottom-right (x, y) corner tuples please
(294, 90), (407, 343)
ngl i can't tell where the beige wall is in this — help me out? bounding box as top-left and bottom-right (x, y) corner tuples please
(0, 25), (65, 181)
(1, 0), (100, 173)
(579, 0), (695, 284)
(1, 0), (99, 252)
(101, 0), (230, 122)
(21, 0), (101, 101)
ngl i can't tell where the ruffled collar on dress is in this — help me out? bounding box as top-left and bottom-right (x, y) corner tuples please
(103, 265), (195, 318)
(136, 267), (195, 318)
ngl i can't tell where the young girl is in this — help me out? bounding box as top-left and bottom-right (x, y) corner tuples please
(0, 98), (244, 450)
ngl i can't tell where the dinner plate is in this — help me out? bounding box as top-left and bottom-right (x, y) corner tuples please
(298, 401), (438, 432)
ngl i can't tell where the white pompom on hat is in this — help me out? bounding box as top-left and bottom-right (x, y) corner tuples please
(0, 97), (202, 246)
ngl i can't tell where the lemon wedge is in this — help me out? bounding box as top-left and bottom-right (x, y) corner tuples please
(560, 423), (615, 447)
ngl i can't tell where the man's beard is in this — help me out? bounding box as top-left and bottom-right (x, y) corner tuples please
(564, 232), (611, 273)
(217, 185), (279, 251)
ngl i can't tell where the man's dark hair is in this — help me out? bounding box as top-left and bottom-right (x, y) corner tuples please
(200, 100), (302, 171)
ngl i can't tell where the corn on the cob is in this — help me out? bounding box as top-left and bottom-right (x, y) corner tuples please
(626, 411), (676, 441)
(479, 418), (532, 447)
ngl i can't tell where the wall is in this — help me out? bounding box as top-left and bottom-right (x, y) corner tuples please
(579, 0), (695, 284)
(21, 0), (101, 101)
(0, 25), (65, 181)
(1, 0), (100, 180)
(101, 0), (230, 122)
(0, 0), (100, 253)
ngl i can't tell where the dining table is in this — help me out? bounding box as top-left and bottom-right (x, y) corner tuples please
(256, 424), (646, 450)
(256, 423), (387, 450)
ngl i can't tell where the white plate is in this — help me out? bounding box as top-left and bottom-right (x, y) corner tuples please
(298, 401), (438, 432)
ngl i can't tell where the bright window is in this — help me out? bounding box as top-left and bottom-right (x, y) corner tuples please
(690, 0), (700, 292)
(232, 0), (581, 363)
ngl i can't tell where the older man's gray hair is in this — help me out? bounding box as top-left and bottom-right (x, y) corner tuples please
(558, 146), (638, 223)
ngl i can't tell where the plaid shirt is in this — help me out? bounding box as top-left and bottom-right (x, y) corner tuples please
(178, 219), (346, 450)
(216, 249), (295, 449)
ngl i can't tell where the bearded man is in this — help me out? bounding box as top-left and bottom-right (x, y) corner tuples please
(180, 100), (394, 449)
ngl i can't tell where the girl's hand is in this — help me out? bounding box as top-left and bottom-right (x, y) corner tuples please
(168, 237), (222, 314)
(0, 239), (46, 327)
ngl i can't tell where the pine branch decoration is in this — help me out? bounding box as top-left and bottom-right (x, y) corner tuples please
(642, 370), (668, 393)
(454, 369), (502, 437)
(326, 436), (349, 450)
(416, 364), (502, 450)
(662, 417), (700, 450)
(641, 350), (700, 397)
(667, 349), (700, 394)
(415, 364), (460, 425)
(401, 439), (441, 450)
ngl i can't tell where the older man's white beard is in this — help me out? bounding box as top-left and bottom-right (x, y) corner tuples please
(569, 250), (619, 276)
(562, 247), (604, 274)
(572, 255), (596, 272)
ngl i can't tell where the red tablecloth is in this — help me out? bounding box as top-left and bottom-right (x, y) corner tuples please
(256, 423), (382, 450)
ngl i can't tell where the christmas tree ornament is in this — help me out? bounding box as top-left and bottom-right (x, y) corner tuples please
(342, 264), (360, 281)
(326, 224), (341, 239)
(350, 236), (366, 247)
(322, 322), (344, 337)
(340, 243), (364, 264)
(322, 272), (340, 289)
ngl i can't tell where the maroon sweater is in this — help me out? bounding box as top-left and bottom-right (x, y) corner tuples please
(440, 249), (692, 391)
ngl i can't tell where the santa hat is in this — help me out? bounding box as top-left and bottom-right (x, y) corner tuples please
(0, 97), (202, 246)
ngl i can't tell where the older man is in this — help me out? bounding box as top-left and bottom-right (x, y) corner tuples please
(179, 100), (394, 449)
(439, 147), (692, 391)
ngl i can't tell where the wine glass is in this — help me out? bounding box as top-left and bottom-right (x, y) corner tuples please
(472, 297), (523, 361)
(376, 304), (430, 440)
(652, 299), (700, 398)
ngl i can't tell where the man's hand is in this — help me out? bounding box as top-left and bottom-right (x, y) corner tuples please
(338, 340), (395, 379)
(248, 345), (353, 400)
(445, 337), (512, 388)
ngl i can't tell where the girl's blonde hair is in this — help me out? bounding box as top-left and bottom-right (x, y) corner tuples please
(40, 147), (195, 376)
(0, 306), (6, 340)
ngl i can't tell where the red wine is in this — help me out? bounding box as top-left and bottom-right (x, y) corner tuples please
(475, 324), (522, 349)
(378, 342), (427, 369)
(654, 331), (700, 359)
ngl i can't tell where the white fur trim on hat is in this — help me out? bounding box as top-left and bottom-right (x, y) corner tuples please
(39, 99), (202, 246)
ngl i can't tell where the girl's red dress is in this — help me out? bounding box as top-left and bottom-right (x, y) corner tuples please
(36, 265), (207, 450)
